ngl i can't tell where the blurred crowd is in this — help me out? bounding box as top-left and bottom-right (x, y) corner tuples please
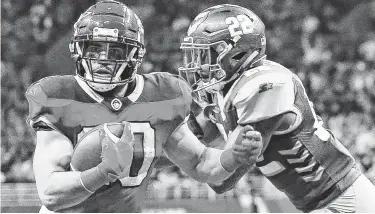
(2, 0), (375, 193)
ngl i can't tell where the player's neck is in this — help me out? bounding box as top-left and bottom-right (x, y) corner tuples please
(96, 79), (136, 98)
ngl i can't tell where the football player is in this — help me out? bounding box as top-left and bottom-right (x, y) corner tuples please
(26, 1), (262, 213)
(178, 4), (375, 213)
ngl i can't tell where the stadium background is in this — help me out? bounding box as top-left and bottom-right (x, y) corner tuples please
(2, 0), (375, 212)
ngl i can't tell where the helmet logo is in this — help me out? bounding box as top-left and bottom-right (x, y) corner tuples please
(187, 11), (209, 36)
(111, 98), (122, 111)
(225, 15), (255, 37)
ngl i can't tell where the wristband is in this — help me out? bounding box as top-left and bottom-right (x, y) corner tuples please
(80, 163), (110, 194)
(79, 175), (94, 194)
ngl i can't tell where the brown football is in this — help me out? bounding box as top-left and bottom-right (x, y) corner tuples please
(71, 123), (124, 171)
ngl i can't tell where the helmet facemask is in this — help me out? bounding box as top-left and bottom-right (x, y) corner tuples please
(71, 37), (142, 92)
(179, 35), (264, 107)
(70, 0), (145, 93)
(179, 37), (236, 105)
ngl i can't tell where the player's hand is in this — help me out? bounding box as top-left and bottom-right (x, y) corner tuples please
(98, 122), (135, 182)
(232, 125), (262, 165)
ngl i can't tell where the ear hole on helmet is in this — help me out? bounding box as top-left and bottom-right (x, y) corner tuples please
(232, 52), (246, 60)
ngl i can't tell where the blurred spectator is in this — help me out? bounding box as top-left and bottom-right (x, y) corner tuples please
(355, 126), (375, 182)
(54, 0), (76, 30)
(30, 3), (54, 44)
(338, 1), (375, 45)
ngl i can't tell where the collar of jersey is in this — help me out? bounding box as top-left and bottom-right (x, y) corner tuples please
(222, 68), (252, 108)
(74, 74), (144, 103)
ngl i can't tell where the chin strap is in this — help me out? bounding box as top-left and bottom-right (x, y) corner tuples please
(87, 81), (117, 92)
(78, 44), (139, 92)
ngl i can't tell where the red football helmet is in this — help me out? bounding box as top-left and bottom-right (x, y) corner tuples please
(179, 4), (266, 95)
(69, 0), (145, 92)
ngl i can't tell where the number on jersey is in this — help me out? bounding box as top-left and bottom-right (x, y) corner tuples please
(118, 122), (156, 186)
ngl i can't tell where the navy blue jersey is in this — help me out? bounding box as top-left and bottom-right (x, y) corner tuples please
(26, 73), (192, 212)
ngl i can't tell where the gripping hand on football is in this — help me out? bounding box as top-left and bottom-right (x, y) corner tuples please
(231, 125), (262, 166)
(97, 122), (134, 182)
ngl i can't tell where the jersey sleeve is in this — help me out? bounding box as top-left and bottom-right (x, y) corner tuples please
(163, 75), (193, 137)
(175, 76), (193, 123)
(232, 71), (295, 124)
(26, 80), (72, 133)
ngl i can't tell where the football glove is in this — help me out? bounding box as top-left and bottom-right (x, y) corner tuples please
(97, 121), (135, 182)
(232, 125), (262, 165)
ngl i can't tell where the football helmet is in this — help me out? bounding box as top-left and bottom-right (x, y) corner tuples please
(179, 4), (266, 95)
(69, 0), (145, 92)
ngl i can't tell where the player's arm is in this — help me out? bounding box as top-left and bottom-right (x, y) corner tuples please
(163, 76), (260, 183)
(154, 113), (203, 169)
(27, 83), (113, 211)
(209, 71), (297, 193)
(209, 114), (287, 193)
(163, 122), (261, 183)
(34, 122), (135, 212)
(154, 113), (208, 170)
(33, 129), (96, 211)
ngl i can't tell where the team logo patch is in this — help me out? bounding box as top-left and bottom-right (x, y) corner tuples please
(259, 83), (273, 93)
(111, 98), (122, 111)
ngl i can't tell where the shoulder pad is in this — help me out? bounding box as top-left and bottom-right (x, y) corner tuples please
(231, 69), (295, 124)
(26, 76), (76, 132)
(26, 75), (77, 107)
(142, 72), (192, 102)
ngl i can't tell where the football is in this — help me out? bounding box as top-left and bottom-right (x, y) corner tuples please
(71, 122), (124, 171)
